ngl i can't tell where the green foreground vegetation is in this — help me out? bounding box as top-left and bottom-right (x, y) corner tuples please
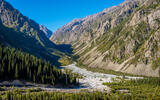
(103, 77), (160, 100)
(0, 87), (144, 100)
(0, 89), (107, 100)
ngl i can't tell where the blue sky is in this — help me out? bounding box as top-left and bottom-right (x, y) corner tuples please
(6, 0), (124, 32)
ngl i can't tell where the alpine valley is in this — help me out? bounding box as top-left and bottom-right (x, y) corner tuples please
(0, 0), (160, 99)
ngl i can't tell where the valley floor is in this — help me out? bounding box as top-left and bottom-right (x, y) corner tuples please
(2, 64), (160, 99)
(0, 63), (142, 93)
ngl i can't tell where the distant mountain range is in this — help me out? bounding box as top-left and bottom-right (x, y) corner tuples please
(51, 0), (160, 77)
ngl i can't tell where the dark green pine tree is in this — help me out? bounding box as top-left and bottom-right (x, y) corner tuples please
(15, 64), (19, 79)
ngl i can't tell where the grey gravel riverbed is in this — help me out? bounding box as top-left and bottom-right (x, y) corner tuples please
(62, 63), (143, 92)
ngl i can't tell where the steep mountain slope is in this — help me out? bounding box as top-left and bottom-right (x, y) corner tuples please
(51, 0), (160, 76)
(0, 0), (64, 65)
(0, 22), (61, 65)
(40, 25), (53, 38)
(0, 0), (57, 49)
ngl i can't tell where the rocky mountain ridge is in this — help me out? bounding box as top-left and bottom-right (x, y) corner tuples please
(51, 0), (160, 76)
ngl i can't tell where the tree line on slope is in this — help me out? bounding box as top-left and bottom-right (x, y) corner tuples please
(0, 45), (77, 86)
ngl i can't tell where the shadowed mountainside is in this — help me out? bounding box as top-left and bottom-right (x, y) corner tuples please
(0, 0), (73, 66)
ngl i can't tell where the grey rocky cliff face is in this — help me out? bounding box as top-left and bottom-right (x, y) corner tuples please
(51, 0), (160, 77)
(50, 0), (142, 43)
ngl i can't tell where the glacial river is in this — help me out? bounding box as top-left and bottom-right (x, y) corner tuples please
(61, 63), (142, 92)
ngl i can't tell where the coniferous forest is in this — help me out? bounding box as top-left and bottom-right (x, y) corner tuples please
(0, 45), (77, 86)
